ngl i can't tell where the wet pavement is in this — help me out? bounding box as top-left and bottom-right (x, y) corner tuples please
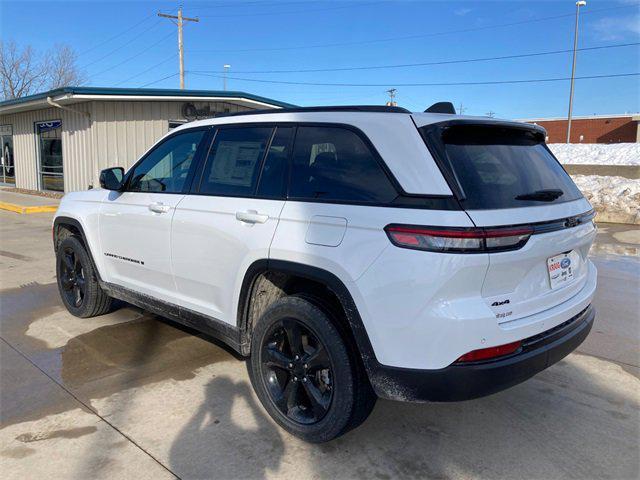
(1, 211), (639, 479)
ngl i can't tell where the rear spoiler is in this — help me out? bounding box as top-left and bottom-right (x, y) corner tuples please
(417, 118), (547, 137)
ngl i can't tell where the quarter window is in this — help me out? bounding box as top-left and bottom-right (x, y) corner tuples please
(198, 127), (273, 196)
(128, 130), (204, 193)
(256, 126), (293, 198)
(289, 126), (397, 203)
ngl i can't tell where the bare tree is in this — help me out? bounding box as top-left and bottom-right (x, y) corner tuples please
(0, 41), (85, 100)
(0, 41), (48, 99)
(46, 44), (86, 89)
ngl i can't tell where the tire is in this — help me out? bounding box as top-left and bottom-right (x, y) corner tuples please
(247, 295), (376, 443)
(56, 236), (112, 318)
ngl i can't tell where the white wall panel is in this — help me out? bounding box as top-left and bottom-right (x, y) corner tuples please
(0, 100), (255, 193)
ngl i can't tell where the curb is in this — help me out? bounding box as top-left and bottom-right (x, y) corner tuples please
(0, 202), (58, 214)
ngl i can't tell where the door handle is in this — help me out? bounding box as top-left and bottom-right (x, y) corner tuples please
(148, 202), (170, 214)
(236, 210), (268, 224)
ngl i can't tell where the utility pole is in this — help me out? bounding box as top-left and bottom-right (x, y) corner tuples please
(158, 7), (199, 89)
(458, 102), (467, 115)
(386, 88), (397, 106)
(486, 111), (495, 118)
(566, 1), (586, 143)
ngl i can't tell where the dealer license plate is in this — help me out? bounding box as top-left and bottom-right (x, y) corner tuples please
(547, 251), (578, 290)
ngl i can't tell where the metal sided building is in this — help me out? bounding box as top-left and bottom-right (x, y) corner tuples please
(0, 87), (293, 193)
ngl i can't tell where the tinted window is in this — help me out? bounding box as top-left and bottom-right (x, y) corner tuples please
(256, 126), (293, 198)
(289, 126), (397, 203)
(199, 127), (272, 196)
(428, 125), (583, 210)
(128, 130), (204, 193)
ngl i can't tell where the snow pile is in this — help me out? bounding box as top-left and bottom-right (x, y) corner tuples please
(571, 174), (640, 224)
(549, 143), (640, 165)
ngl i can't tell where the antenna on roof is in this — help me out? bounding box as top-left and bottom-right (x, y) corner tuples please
(386, 88), (397, 106)
(424, 102), (456, 114)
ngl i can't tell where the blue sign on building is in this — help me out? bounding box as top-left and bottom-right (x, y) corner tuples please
(36, 120), (62, 133)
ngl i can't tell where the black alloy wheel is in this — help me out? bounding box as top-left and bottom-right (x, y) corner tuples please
(261, 318), (334, 424)
(59, 246), (86, 308)
(56, 235), (112, 318)
(248, 295), (377, 442)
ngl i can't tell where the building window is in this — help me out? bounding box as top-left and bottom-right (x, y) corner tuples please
(36, 120), (64, 192)
(0, 124), (15, 186)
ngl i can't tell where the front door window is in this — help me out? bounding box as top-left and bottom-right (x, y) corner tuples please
(0, 124), (15, 186)
(36, 120), (64, 191)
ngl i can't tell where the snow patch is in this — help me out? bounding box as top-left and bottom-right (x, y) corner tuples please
(549, 143), (640, 166)
(571, 174), (640, 224)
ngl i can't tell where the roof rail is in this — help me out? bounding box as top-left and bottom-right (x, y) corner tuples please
(215, 105), (411, 118)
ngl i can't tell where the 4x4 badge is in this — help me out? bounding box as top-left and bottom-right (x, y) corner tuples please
(491, 299), (510, 306)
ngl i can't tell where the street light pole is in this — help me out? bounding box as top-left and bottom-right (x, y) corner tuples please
(223, 64), (231, 91)
(566, 0), (586, 143)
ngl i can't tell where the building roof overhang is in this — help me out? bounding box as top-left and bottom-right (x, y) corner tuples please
(0, 86), (296, 115)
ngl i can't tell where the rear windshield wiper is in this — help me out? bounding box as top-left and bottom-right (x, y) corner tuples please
(515, 189), (564, 202)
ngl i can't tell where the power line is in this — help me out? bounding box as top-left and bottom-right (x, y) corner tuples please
(189, 4), (636, 54)
(114, 56), (178, 86)
(195, 1), (383, 18)
(191, 42), (639, 75)
(78, 13), (156, 56)
(81, 20), (166, 69)
(139, 72), (180, 88)
(87, 31), (175, 80)
(187, 1), (330, 11)
(188, 71), (640, 87)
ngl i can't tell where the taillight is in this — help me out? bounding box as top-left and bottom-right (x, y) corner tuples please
(456, 341), (522, 363)
(384, 224), (532, 253)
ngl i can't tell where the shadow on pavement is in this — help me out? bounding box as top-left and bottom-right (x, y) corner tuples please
(304, 354), (639, 479)
(169, 375), (284, 479)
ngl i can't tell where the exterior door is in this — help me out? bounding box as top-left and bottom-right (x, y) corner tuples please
(0, 125), (15, 186)
(171, 125), (292, 324)
(270, 125), (401, 281)
(36, 120), (64, 191)
(99, 128), (207, 301)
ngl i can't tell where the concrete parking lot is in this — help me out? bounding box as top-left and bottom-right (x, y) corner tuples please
(1, 210), (638, 480)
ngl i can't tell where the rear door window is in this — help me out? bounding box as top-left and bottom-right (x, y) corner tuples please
(289, 126), (397, 203)
(198, 126), (273, 196)
(422, 124), (583, 210)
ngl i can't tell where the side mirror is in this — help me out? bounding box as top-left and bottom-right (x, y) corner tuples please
(99, 167), (125, 191)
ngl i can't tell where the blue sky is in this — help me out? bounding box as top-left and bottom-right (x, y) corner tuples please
(1, 0), (638, 118)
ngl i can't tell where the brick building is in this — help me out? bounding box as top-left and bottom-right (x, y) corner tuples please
(521, 114), (640, 144)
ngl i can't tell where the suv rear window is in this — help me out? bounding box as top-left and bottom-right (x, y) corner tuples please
(421, 124), (583, 210)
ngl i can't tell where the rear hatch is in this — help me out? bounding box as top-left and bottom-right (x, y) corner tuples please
(416, 119), (596, 323)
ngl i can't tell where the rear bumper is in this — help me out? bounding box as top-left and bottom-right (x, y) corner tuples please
(369, 304), (594, 402)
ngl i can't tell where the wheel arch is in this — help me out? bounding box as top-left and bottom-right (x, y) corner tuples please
(237, 259), (379, 372)
(53, 216), (104, 282)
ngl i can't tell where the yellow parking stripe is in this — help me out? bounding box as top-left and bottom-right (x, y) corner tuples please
(0, 202), (58, 214)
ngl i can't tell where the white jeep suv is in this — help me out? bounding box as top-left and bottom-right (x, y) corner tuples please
(54, 105), (597, 442)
